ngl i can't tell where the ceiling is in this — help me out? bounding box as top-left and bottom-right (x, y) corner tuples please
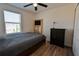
(9, 3), (71, 13)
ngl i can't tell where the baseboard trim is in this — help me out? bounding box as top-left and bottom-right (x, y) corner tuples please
(47, 41), (72, 48)
(65, 45), (72, 48)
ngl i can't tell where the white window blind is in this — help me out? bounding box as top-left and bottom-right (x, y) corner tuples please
(4, 10), (21, 34)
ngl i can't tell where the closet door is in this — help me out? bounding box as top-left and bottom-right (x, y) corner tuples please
(73, 4), (79, 56)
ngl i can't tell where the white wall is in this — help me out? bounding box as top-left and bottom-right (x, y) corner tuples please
(36, 4), (76, 47)
(73, 4), (79, 56)
(0, 3), (35, 36)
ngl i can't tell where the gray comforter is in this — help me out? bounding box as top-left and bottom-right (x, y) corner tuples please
(0, 32), (46, 56)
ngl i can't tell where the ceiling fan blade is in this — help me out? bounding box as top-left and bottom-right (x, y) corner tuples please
(24, 3), (33, 7)
(38, 3), (48, 8)
(35, 7), (37, 11)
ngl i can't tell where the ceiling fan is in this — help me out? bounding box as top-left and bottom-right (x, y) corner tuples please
(24, 3), (48, 11)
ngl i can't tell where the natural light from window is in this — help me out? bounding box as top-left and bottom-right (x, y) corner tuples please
(4, 10), (21, 34)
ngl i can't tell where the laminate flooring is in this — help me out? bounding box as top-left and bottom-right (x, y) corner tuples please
(30, 42), (73, 56)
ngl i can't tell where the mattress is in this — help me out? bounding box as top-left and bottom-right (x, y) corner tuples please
(0, 32), (46, 56)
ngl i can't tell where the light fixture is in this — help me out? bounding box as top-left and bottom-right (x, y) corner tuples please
(33, 3), (37, 7)
(24, 3), (48, 11)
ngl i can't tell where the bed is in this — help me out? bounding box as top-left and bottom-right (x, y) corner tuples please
(0, 32), (46, 56)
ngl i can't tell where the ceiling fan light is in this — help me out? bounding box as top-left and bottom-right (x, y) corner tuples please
(33, 3), (37, 7)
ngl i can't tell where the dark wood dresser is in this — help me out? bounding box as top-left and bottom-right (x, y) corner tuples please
(50, 28), (65, 48)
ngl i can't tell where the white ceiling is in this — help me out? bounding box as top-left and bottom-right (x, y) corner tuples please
(9, 3), (71, 13)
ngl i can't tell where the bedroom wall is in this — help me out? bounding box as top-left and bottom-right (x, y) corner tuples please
(35, 4), (76, 47)
(0, 3), (35, 36)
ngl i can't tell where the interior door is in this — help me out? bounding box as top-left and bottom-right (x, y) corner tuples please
(73, 4), (79, 56)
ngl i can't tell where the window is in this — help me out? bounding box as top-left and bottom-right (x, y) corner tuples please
(4, 10), (21, 34)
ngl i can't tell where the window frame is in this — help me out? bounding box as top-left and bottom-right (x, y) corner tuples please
(3, 10), (22, 34)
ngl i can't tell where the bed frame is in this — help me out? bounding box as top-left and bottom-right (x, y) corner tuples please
(17, 38), (46, 56)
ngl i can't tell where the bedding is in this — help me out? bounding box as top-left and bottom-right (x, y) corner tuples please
(0, 32), (46, 56)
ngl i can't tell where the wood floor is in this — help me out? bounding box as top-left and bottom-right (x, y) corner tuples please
(30, 42), (73, 56)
